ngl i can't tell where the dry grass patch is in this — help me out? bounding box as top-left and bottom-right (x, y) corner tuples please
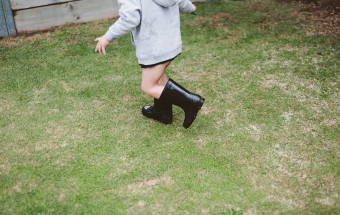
(127, 175), (175, 195)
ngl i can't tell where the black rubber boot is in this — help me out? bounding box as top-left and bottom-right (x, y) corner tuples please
(142, 98), (173, 124)
(159, 79), (205, 128)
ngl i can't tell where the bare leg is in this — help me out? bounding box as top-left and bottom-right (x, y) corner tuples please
(158, 73), (168, 86)
(141, 61), (171, 99)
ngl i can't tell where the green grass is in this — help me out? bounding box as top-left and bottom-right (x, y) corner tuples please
(0, 0), (339, 214)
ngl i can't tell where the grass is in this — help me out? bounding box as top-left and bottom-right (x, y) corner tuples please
(0, 0), (339, 214)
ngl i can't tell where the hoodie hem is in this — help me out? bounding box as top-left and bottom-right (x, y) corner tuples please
(137, 46), (182, 65)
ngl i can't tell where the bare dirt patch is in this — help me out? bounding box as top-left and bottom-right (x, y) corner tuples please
(209, 12), (232, 21)
(249, 0), (340, 37)
(193, 12), (232, 29)
(0, 32), (53, 48)
(249, 0), (275, 13)
(194, 12), (232, 22)
(297, 2), (340, 37)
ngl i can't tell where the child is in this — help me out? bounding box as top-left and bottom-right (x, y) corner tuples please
(95, 0), (205, 128)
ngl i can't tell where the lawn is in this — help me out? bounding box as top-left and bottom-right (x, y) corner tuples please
(0, 0), (339, 214)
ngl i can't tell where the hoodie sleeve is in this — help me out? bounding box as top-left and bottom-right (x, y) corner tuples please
(178, 0), (194, 13)
(105, 0), (141, 42)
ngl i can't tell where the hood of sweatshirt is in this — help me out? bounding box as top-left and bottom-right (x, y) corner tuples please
(152, 0), (177, 7)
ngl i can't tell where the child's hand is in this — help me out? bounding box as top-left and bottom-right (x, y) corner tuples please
(95, 35), (111, 56)
(192, 4), (196, 13)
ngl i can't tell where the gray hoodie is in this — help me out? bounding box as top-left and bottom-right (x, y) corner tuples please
(105, 0), (195, 65)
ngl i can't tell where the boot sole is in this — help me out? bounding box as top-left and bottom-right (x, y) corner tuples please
(183, 97), (205, 128)
(143, 114), (173, 124)
(142, 110), (173, 124)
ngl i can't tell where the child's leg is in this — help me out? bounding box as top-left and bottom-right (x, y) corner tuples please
(141, 60), (205, 128)
(158, 73), (168, 86)
(141, 61), (171, 99)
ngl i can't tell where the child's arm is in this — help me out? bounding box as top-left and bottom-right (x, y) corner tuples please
(178, 0), (196, 13)
(95, 0), (141, 55)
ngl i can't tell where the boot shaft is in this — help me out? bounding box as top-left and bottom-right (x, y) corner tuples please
(154, 98), (172, 111)
(159, 79), (205, 128)
(160, 79), (203, 110)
